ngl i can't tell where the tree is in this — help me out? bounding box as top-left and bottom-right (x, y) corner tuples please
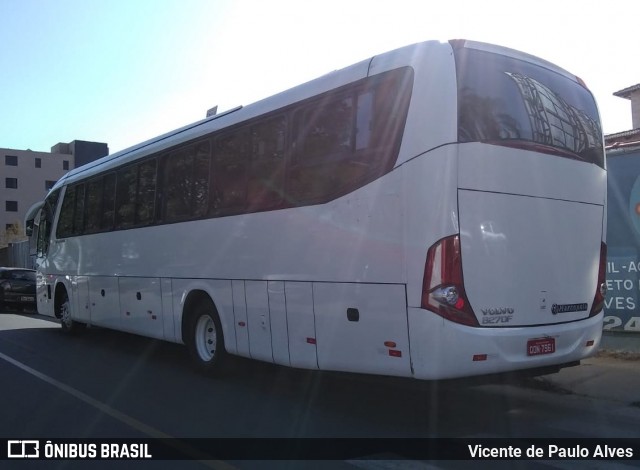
(0, 222), (26, 248)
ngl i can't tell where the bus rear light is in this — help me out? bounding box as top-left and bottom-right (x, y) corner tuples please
(589, 242), (607, 317)
(472, 354), (487, 362)
(421, 235), (479, 327)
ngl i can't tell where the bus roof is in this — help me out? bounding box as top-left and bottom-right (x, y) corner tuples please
(51, 38), (580, 191)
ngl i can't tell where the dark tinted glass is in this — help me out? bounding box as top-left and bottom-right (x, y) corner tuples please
(164, 142), (210, 222)
(248, 116), (286, 209)
(57, 186), (75, 238)
(212, 131), (249, 214)
(73, 184), (85, 234)
(51, 68), (412, 231)
(288, 67), (413, 204)
(115, 166), (137, 229)
(10, 270), (35, 281)
(85, 178), (104, 233)
(102, 173), (116, 230)
(455, 48), (604, 168)
(136, 159), (157, 225)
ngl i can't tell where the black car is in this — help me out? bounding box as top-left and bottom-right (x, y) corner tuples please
(0, 268), (37, 312)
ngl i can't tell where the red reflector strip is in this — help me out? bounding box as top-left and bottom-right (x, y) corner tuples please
(306, 338), (317, 345)
(472, 354), (487, 362)
(586, 340), (595, 347)
(388, 350), (402, 358)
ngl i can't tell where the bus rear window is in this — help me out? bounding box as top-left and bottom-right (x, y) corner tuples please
(454, 48), (604, 169)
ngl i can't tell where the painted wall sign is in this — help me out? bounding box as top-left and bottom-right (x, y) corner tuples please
(605, 150), (640, 333)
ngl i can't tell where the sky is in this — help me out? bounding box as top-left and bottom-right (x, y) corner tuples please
(0, 0), (638, 154)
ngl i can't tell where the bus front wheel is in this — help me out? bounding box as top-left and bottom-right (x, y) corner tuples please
(186, 300), (226, 375)
(57, 290), (84, 334)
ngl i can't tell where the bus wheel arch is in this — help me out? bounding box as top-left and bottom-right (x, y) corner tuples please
(183, 291), (226, 374)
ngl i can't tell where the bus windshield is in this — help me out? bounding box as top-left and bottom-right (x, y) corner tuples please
(454, 47), (604, 168)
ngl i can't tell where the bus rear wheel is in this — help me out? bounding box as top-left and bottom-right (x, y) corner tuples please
(187, 300), (226, 375)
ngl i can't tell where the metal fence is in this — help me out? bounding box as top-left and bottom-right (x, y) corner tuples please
(6, 240), (31, 269)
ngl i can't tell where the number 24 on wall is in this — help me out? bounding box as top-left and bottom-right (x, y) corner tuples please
(603, 316), (640, 331)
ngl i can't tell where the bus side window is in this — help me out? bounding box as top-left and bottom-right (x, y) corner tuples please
(56, 186), (76, 238)
(115, 165), (137, 229)
(163, 142), (210, 222)
(299, 95), (354, 161)
(72, 183), (85, 235)
(287, 93), (357, 204)
(211, 130), (249, 215)
(355, 91), (373, 150)
(136, 158), (157, 225)
(248, 115), (286, 211)
(193, 143), (211, 218)
(102, 173), (116, 230)
(37, 189), (59, 256)
(286, 68), (412, 206)
(57, 182), (87, 238)
(85, 177), (104, 233)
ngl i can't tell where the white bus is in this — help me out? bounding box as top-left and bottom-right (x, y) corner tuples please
(34, 39), (606, 380)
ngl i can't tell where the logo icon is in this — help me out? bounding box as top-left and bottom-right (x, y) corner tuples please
(551, 303), (588, 315)
(7, 440), (39, 458)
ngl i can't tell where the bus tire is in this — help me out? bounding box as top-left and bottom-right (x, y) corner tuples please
(57, 290), (85, 334)
(186, 299), (226, 375)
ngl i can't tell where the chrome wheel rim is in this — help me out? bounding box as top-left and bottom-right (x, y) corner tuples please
(195, 315), (217, 362)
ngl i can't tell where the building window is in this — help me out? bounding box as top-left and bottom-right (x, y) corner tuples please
(35, 158), (42, 168)
(5, 178), (18, 189)
(45, 180), (56, 190)
(63, 160), (70, 170)
(5, 201), (18, 212)
(5, 155), (17, 166)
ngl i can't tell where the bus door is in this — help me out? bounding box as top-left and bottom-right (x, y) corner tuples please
(35, 190), (60, 317)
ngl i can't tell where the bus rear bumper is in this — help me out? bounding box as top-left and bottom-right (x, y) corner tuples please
(407, 307), (603, 380)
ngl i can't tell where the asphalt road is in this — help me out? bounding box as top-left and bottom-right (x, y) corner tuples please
(1, 312), (639, 470)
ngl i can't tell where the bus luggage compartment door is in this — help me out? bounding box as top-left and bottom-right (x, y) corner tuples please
(245, 280), (274, 363)
(88, 277), (120, 330)
(313, 283), (411, 377)
(118, 277), (164, 339)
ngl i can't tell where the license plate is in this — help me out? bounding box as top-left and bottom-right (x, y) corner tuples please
(527, 337), (555, 356)
(20, 296), (34, 302)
